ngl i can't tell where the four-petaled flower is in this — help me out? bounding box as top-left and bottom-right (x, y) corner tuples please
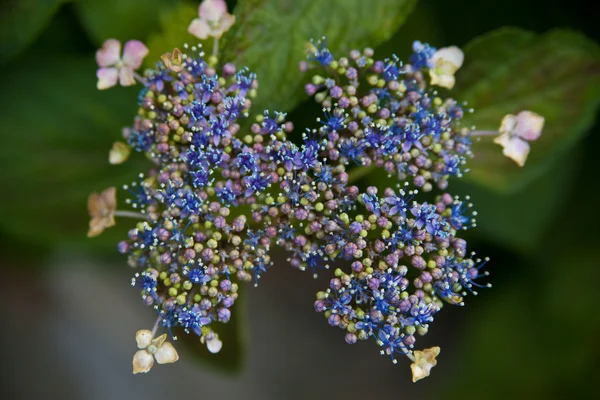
(494, 111), (544, 167)
(96, 39), (148, 90)
(133, 330), (179, 374)
(410, 346), (440, 382)
(188, 0), (236, 40)
(428, 47), (464, 89)
(87, 187), (117, 237)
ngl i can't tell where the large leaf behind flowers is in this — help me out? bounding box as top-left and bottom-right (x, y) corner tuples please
(454, 28), (600, 193)
(146, 0), (419, 113)
(222, 0), (418, 112)
(0, 57), (144, 251)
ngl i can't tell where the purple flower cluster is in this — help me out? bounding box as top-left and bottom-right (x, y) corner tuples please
(116, 40), (488, 366)
(303, 40), (489, 363)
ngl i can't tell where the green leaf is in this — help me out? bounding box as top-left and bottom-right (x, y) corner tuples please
(144, 1), (207, 67)
(0, 56), (145, 250)
(0, 0), (65, 64)
(221, 0), (419, 112)
(454, 28), (600, 193)
(73, 0), (178, 45)
(451, 145), (581, 254)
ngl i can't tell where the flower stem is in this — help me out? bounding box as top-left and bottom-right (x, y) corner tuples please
(212, 38), (219, 58)
(347, 165), (376, 184)
(114, 210), (147, 220)
(133, 72), (147, 85)
(151, 316), (162, 337)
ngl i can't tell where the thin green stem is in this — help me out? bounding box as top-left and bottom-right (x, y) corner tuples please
(114, 210), (147, 220)
(133, 71), (147, 85)
(347, 165), (376, 184)
(212, 38), (219, 58)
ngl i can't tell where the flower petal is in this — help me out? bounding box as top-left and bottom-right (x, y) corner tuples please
(96, 39), (121, 67)
(515, 111), (544, 141)
(96, 67), (118, 90)
(119, 67), (136, 87)
(161, 48), (183, 72)
(411, 346), (440, 383)
(122, 40), (149, 69)
(188, 18), (211, 40)
(136, 329), (153, 349)
(429, 66), (456, 89)
(109, 142), (131, 165)
(88, 192), (102, 218)
(502, 137), (530, 167)
(151, 333), (167, 348)
(498, 114), (517, 136)
(154, 342), (179, 364)
(199, 0), (227, 21)
(206, 336), (223, 354)
(101, 187), (117, 212)
(87, 217), (105, 238)
(220, 13), (236, 33)
(133, 350), (154, 374)
(431, 46), (464, 69)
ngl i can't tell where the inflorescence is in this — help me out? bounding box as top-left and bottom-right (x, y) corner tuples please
(91, 32), (501, 381)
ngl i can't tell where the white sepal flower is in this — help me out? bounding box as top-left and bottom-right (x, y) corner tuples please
(410, 346), (440, 383)
(429, 46), (464, 89)
(133, 330), (179, 374)
(188, 0), (235, 40)
(494, 110), (544, 166)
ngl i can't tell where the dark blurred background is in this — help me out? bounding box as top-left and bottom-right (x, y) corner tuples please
(0, 0), (598, 399)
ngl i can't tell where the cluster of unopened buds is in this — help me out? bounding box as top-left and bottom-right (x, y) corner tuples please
(88, 0), (544, 381)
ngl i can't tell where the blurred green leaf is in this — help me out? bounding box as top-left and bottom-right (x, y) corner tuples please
(443, 246), (599, 398)
(0, 0), (65, 64)
(454, 28), (600, 193)
(0, 56), (145, 249)
(221, 0), (418, 112)
(452, 146), (581, 254)
(176, 291), (247, 372)
(73, 0), (177, 45)
(145, 1), (206, 67)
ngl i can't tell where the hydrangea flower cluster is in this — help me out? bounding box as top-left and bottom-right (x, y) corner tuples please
(89, 2), (548, 378)
(301, 40), (490, 378)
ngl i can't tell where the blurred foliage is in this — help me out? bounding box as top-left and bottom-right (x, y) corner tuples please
(0, 0), (66, 64)
(0, 56), (145, 250)
(454, 28), (600, 193)
(0, 0), (599, 392)
(145, 1), (204, 67)
(74, 0), (178, 45)
(221, 0), (418, 112)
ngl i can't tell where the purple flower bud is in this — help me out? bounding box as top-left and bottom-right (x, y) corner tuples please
(345, 333), (358, 344)
(218, 307), (231, 322)
(328, 313), (341, 326)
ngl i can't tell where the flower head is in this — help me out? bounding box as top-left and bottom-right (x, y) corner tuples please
(133, 329), (179, 374)
(410, 346), (440, 382)
(428, 46), (464, 89)
(493, 110), (544, 166)
(87, 187), (116, 237)
(161, 48), (184, 72)
(188, 0), (236, 40)
(96, 39), (148, 90)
